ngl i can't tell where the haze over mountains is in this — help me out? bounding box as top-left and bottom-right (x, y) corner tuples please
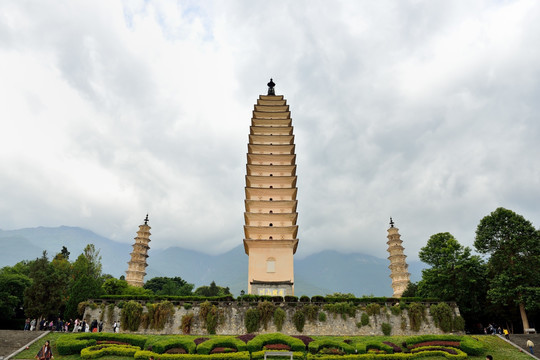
(0, 226), (425, 297)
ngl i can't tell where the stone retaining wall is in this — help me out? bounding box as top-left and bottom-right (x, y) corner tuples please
(83, 302), (462, 336)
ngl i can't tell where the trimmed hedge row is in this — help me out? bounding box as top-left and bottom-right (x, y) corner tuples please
(81, 344), (141, 359)
(134, 350), (251, 360)
(150, 337), (197, 354)
(308, 339), (359, 354)
(197, 337), (248, 355)
(251, 350), (304, 360)
(246, 333), (306, 353)
(56, 333), (147, 355)
(93, 295), (441, 305)
(404, 335), (484, 356)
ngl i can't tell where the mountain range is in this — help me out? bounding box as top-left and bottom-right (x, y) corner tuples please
(0, 226), (425, 297)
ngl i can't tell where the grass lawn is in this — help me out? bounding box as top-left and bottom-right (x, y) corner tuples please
(13, 333), (530, 360)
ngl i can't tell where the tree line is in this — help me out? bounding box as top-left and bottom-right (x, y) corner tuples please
(0, 244), (230, 326)
(402, 207), (539, 333)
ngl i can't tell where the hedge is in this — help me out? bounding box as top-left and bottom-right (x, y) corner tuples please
(251, 350), (304, 360)
(246, 333), (306, 353)
(80, 344), (140, 359)
(134, 350), (251, 360)
(56, 333), (147, 355)
(459, 337), (485, 356)
(150, 337), (197, 354)
(308, 339), (358, 354)
(197, 337), (248, 355)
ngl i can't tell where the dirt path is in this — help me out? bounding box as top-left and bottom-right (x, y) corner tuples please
(0, 330), (48, 358)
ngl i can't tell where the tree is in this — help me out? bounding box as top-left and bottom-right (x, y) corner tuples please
(401, 282), (418, 297)
(144, 277), (194, 296)
(65, 244), (104, 319)
(474, 207), (540, 332)
(417, 232), (488, 326)
(23, 252), (65, 319)
(0, 272), (31, 320)
(103, 278), (153, 296)
(194, 281), (230, 297)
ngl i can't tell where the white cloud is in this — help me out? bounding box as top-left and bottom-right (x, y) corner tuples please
(1, 0), (539, 263)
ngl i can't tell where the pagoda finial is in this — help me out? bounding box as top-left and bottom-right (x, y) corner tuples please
(144, 214), (149, 225)
(389, 217), (394, 228)
(267, 78), (276, 96)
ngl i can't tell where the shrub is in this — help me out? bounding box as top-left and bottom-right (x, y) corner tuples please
(407, 302), (425, 332)
(284, 296), (298, 303)
(273, 307), (286, 331)
(400, 315), (407, 331)
(246, 333), (306, 353)
(257, 301), (276, 330)
(323, 302), (356, 319)
(134, 350), (251, 360)
(311, 296), (325, 303)
(151, 337), (196, 354)
(183, 302), (192, 310)
(81, 344), (140, 359)
(292, 310), (305, 332)
(365, 341), (394, 354)
(381, 322), (392, 336)
(107, 303), (115, 324)
(318, 311), (326, 322)
(291, 335), (314, 346)
(308, 339), (356, 354)
(299, 295), (310, 303)
(430, 302), (453, 332)
(365, 303), (381, 316)
(199, 300), (222, 334)
(453, 315), (465, 331)
(303, 304), (319, 323)
(390, 305), (401, 315)
(56, 333), (147, 355)
(237, 334), (256, 344)
(245, 308), (260, 333)
(121, 301), (144, 331)
(181, 313), (194, 334)
(460, 337), (485, 356)
(251, 350), (304, 360)
(360, 312), (369, 326)
(196, 336), (247, 355)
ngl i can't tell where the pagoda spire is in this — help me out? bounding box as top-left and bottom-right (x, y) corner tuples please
(125, 215), (152, 287)
(386, 218), (410, 297)
(243, 85), (299, 296)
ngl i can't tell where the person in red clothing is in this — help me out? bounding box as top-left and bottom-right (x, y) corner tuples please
(35, 340), (53, 360)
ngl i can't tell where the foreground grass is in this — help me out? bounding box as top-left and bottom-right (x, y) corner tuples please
(13, 333), (530, 360)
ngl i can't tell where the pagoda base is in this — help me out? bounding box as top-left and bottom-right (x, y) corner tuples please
(250, 280), (293, 296)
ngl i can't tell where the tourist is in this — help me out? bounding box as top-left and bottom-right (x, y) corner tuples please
(30, 318), (36, 331)
(503, 328), (509, 339)
(98, 321), (103, 332)
(24, 318), (30, 331)
(35, 340), (53, 360)
(485, 355), (493, 360)
(527, 339), (534, 355)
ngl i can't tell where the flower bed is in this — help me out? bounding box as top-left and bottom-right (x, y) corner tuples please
(246, 333), (306, 353)
(81, 344), (141, 359)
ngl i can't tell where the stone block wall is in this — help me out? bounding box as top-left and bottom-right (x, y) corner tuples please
(83, 301), (462, 336)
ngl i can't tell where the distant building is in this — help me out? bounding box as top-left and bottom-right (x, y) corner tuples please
(386, 218), (410, 297)
(243, 79), (299, 296)
(125, 215), (151, 287)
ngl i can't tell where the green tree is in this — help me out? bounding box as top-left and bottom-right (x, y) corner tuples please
(144, 276), (194, 296)
(194, 281), (230, 297)
(64, 244), (104, 319)
(474, 207), (540, 332)
(0, 272), (31, 320)
(23, 252), (65, 319)
(103, 278), (153, 296)
(401, 282), (418, 297)
(417, 232), (487, 326)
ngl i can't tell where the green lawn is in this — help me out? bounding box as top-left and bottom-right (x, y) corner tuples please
(13, 333), (530, 360)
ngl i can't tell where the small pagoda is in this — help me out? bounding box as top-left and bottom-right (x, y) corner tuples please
(125, 214), (151, 287)
(386, 218), (410, 297)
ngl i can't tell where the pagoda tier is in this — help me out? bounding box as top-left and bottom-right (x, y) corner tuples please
(125, 216), (151, 287)
(386, 219), (411, 298)
(243, 87), (299, 296)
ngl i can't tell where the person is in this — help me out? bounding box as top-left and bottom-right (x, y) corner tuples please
(36, 340), (53, 360)
(30, 319), (36, 331)
(486, 355), (493, 360)
(503, 328), (509, 339)
(24, 318), (30, 331)
(527, 339), (534, 355)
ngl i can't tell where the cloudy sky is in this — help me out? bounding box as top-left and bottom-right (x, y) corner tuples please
(1, 0), (539, 261)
